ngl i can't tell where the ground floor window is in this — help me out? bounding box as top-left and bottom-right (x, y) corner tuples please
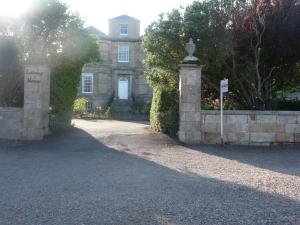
(86, 101), (93, 111)
(82, 73), (93, 93)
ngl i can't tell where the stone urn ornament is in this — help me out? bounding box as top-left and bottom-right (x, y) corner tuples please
(183, 38), (199, 64)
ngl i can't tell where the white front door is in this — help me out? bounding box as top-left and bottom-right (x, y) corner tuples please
(118, 77), (129, 99)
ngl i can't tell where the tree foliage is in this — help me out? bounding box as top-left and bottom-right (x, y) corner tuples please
(144, 0), (300, 118)
(0, 0), (100, 129)
(143, 10), (184, 134)
(144, 0), (300, 134)
(184, 0), (300, 109)
(0, 36), (23, 106)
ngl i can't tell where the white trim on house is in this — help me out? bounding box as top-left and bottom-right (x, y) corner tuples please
(118, 76), (129, 99)
(82, 73), (93, 93)
(118, 45), (129, 62)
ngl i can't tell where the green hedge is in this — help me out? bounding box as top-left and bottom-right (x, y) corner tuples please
(150, 87), (179, 136)
(271, 99), (300, 110)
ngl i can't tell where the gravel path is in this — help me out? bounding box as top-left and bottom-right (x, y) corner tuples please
(0, 119), (299, 225)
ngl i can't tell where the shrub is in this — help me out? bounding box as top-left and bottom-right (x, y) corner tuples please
(150, 87), (178, 136)
(132, 96), (150, 114)
(271, 99), (300, 111)
(105, 107), (112, 118)
(73, 97), (88, 116)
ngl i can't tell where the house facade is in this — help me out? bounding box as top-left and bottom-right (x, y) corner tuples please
(78, 15), (152, 110)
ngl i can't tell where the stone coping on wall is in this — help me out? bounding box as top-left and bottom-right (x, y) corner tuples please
(202, 110), (300, 116)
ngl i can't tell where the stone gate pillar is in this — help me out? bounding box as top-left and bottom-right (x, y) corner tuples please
(23, 65), (50, 140)
(178, 39), (202, 144)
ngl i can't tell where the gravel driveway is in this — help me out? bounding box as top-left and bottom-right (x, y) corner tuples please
(0, 119), (299, 225)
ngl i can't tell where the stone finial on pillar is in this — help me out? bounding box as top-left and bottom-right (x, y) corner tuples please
(178, 38), (202, 144)
(183, 38), (199, 64)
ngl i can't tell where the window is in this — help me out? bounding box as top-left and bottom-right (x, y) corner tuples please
(82, 73), (93, 93)
(86, 102), (93, 111)
(120, 24), (128, 35)
(118, 45), (129, 62)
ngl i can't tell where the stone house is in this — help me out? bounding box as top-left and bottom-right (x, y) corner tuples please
(78, 15), (152, 110)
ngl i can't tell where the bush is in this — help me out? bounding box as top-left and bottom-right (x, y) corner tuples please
(132, 96), (150, 114)
(150, 87), (179, 136)
(271, 99), (300, 110)
(73, 97), (88, 116)
(104, 107), (112, 118)
(0, 36), (24, 107)
(49, 112), (72, 131)
(163, 106), (179, 136)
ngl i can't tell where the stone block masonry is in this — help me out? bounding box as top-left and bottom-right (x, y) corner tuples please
(0, 65), (51, 141)
(23, 65), (50, 140)
(0, 107), (24, 140)
(178, 64), (202, 144)
(201, 110), (300, 145)
(177, 39), (300, 145)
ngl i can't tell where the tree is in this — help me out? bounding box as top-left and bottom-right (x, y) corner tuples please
(143, 10), (185, 134)
(144, 0), (300, 134)
(0, 36), (23, 107)
(23, 0), (100, 129)
(232, 0), (300, 108)
(145, 0), (300, 112)
(0, 0), (100, 129)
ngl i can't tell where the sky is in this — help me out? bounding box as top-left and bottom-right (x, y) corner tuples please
(0, 0), (196, 34)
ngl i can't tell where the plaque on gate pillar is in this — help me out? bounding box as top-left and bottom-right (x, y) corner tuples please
(22, 33), (51, 140)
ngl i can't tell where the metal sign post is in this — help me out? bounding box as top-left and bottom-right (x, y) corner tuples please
(220, 79), (228, 145)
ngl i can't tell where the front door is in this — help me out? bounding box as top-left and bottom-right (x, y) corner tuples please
(118, 77), (129, 99)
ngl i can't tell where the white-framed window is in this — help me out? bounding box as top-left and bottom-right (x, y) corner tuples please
(120, 24), (128, 35)
(118, 45), (129, 62)
(86, 101), (93, 111)
(82, 73), (93, 93)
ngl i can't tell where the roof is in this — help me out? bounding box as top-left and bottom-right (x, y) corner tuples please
(86, 26), (107, 37)
(109, 15), (139, 22)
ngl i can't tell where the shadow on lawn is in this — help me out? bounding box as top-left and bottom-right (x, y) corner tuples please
(0, 128), (299, 225)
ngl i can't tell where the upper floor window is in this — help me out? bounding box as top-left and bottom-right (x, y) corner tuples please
(118, 45), (129, 62)
(120, 24), (128, 35)
(82, 73), (93, 93)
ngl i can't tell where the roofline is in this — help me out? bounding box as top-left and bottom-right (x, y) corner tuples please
(109, 15), (140, 22)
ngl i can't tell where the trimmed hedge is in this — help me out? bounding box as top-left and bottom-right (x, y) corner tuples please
(150, 87), (179, 136)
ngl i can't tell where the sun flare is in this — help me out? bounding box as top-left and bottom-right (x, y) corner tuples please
(0, 0), (31, 17)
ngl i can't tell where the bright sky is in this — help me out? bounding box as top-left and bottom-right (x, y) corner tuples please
(0, 0), (195, 34)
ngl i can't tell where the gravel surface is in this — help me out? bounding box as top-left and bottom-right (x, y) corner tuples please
(0, 119), (299, 225)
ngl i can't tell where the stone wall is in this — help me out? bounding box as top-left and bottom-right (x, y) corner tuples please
(201, 110), (300, 145)
(23, 65), (50, 140)
(178, 64), (202, 144)
(0, 65), (50, 141)
(109, 17), (140, 37)
(0, 107), (24, 140)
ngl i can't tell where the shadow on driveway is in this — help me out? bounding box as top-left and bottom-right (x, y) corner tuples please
(0, 128), (299, 225)
(189, 144), (300, 177)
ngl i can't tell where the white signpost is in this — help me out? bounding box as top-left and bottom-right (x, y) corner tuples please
(220, 79), (228, 145)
